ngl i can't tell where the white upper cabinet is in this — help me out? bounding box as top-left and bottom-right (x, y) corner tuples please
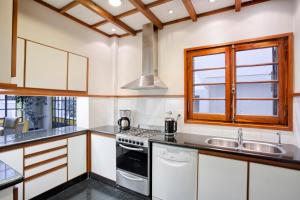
(198, 154), (248, 200)
(0, 0), (15, 84)
(25, 41), (68, 90)
(11, 38), (25, 87)
(249, 163), (300, 200)
(68, 53), (88, 92)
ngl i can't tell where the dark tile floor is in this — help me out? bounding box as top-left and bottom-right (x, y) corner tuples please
(47, 179), (147, 200)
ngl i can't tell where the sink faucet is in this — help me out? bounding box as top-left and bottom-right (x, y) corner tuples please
(276, 132), (282, 146)
(237, 128), (243, 147)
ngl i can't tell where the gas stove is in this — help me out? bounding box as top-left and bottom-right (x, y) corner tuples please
(116, 127), (163, 148)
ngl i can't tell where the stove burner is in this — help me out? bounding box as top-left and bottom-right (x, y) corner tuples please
(120, 128), (163, 138)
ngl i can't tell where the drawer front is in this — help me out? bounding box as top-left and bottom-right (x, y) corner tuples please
(24, 139), (67, 155)
(25, 167), (67, 199)
(25, 157), (67, 178)
(25, 148), (67, 167)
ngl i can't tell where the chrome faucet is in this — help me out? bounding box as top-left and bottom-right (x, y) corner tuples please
(276, 132), (282, 146)
(237, 128), (243, 147)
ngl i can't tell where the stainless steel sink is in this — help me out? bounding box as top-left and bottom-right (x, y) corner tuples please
(242, 141), (286, 155)
(205, 138), (239, 149)
(205, 137), (286, 155)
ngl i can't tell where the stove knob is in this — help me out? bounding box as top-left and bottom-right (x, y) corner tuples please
(140, 142), (144, 146)
(125, 139), (128, 143)
(129, 140), (132, 143)
(121, 139), (124, 142)
(132, 141), (136, 144)
(136, 142), (140, 145)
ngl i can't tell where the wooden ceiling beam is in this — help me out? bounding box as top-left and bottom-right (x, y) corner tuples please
(59, 1), (79, 13)
(91, 0), (173, 28)
(129, 0), (163, 29)
(235, 0), (242, 12)
(182, 0), (197, 21)
(75, 0), (136, 36)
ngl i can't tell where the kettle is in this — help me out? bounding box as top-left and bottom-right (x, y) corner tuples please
(164, 117), (177, 136)
(118, 117), (130, 131)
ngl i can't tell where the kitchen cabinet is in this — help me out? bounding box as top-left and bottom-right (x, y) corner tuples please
(91, 133), (116, 181)
(0, 187), (14, 200)
(152, 144), (197, 200)
(68, 53), (88, 92)
(24, 139), (68, 199)
(0, 0), (17, 85)
(198, 154), (247, 200)
(25, 41), (68, 90)
(249, 163), (300, 200)
(0, 149), (23, 200)
(68, 135), (87, 180)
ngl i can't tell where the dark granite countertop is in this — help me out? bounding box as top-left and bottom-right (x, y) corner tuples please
(0, 160), (23, 190)
(89, 126), (119, 135)
(0, 126), (87, 149)
(149, 132), (300, 165)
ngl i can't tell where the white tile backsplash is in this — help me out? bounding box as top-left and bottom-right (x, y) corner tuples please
(113, 97), (300, 147)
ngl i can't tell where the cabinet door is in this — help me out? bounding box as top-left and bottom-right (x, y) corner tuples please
(249, 163), (300, 200)
(11, 38), (25, 87)
(68, 135), (87, 180)
(0, 0), (13, 83)
(25, 41), (68, 90)
(198, 154), (247, 200)
(91, 134), (116, 181)
(68, 53), (88, 91)
(0, 149), (23, 200)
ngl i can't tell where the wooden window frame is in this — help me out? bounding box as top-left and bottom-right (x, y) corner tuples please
(184, 33), (293, 131)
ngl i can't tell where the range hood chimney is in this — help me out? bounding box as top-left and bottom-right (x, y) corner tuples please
(121, 23), (167, 90)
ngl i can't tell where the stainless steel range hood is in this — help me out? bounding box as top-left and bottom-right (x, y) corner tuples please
(121, 23), (167, 90)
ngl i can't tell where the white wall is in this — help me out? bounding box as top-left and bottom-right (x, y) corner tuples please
(77, 97), (89, 128)
(294, 0), (300, 93)
(18, 0), (114, 95)
(115, 0), (300, 147)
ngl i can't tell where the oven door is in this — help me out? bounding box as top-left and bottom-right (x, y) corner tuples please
(116, 142), (148, 178)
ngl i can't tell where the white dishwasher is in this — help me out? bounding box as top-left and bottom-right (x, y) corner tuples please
(152, 143), (198, 200)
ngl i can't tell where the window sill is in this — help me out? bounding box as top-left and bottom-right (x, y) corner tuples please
(184, 119), (292, 132)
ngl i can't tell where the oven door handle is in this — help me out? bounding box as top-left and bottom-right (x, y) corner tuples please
(119, 171), (144, 182)
(119, 144), (144, 152)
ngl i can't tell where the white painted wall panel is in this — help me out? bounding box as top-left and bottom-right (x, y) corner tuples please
(294, 0), (300, 92)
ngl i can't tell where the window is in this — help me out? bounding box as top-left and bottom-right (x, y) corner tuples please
(185, 34), (293, 130)
(0, 95), (23, 125)
(52, 97), (77, 128)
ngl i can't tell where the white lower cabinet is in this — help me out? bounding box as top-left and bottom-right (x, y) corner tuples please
(198, 154), (248, 200)
(25, 167), (67, 199)
(152, 144), (198, 200)
(91, 133), (116, 181)
(0, 187), (14, 200)
(249, 163), (300, 200)
(68, 135), (87, 180)
(0, 149), (23, 200)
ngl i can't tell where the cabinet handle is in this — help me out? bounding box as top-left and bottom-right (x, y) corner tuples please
(119, 144), (144, 152)
(119, 171), (144, 182)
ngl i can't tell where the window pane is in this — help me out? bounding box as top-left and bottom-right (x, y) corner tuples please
(236, 65), (277, 82)
(236, 100), (278, 116)
(236, 83), (278, 98)
(7, 110), (16, 117)
(193, 100), (225, 114)
(0, 101), (4, 109)
(0, 110), (5, 118)
(236, 47), (278, 65)
(193, 69), (225, 84)
(194, 85), (225, 98)
(7, 100), (16, 109)
(193, 53), (225, 70)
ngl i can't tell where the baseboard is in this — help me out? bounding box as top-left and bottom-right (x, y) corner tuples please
(89, 172), (116, 187)
(31, 173), (88, 200)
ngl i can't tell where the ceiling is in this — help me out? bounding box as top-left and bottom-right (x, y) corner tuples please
(35, 0), (266, 38)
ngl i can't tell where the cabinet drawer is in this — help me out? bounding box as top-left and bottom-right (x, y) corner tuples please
(24, 139), (67, 155)
(25, 167), (67, 199)
(25, 148), (67, 167)
(25, 157), (67, 178)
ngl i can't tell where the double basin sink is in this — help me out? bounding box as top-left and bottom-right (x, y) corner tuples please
(206, 137), (285, 155)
